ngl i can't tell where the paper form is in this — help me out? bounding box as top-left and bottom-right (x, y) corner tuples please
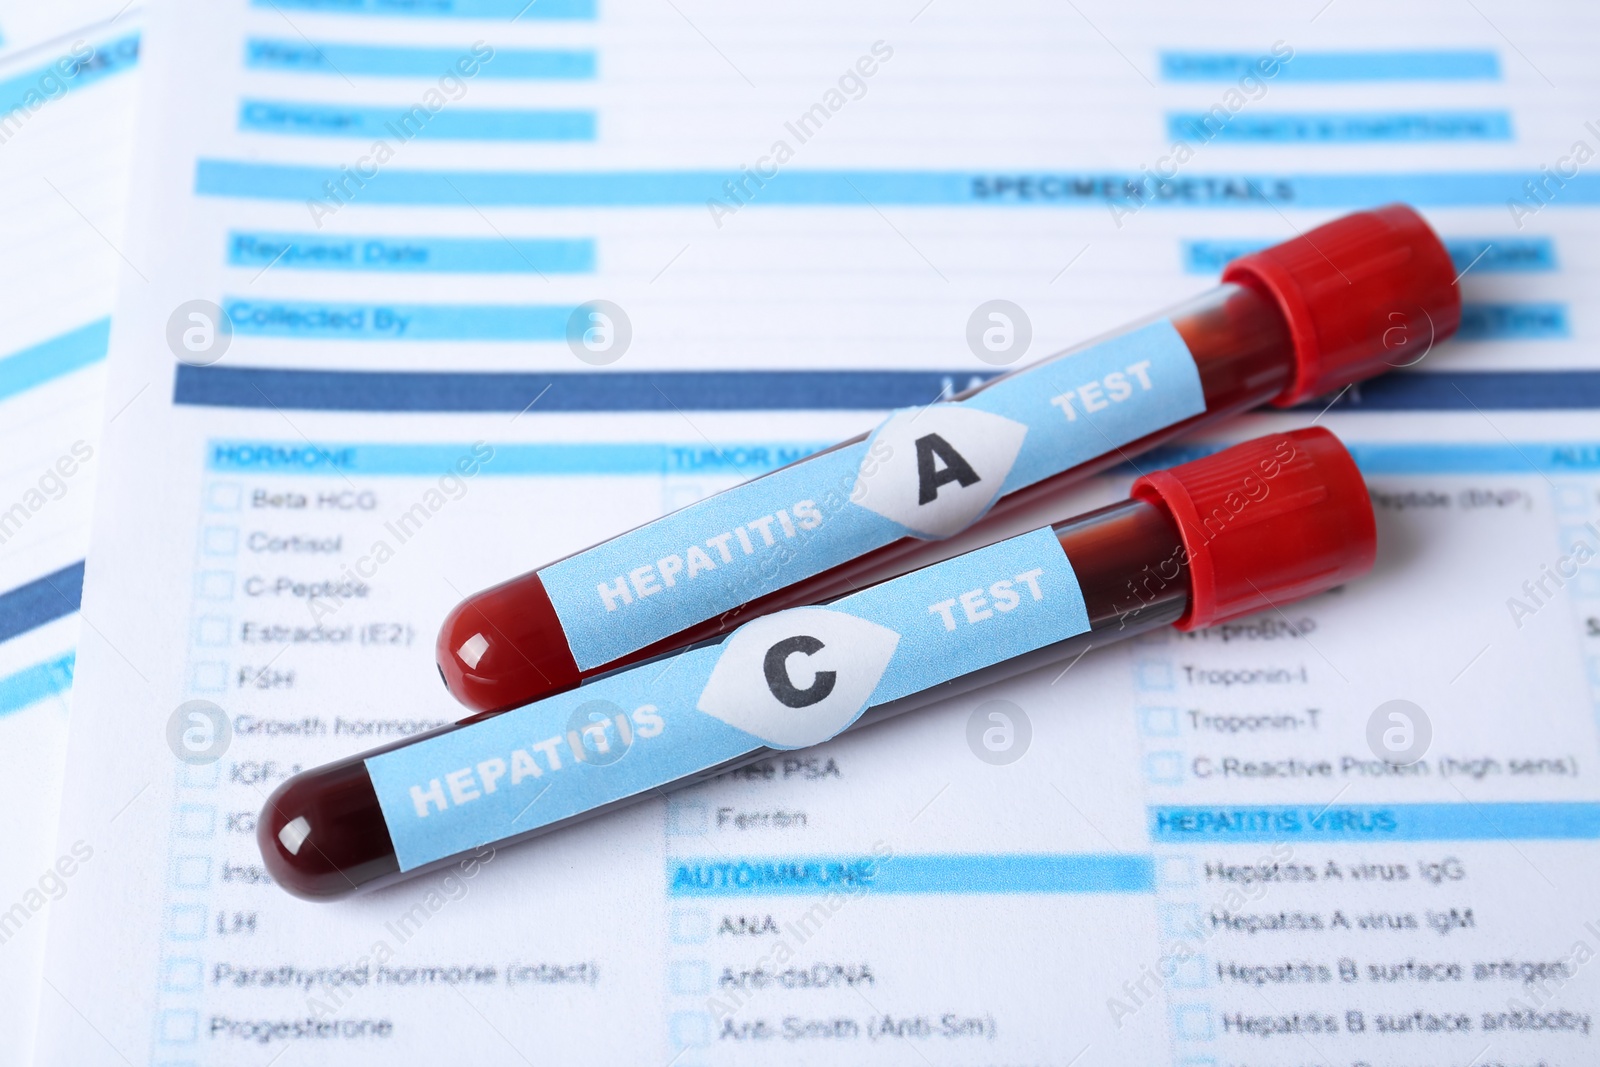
(28, 0), (1600, 1063)
(0, 13), (139, 1067)
(0, 3), (135, 61)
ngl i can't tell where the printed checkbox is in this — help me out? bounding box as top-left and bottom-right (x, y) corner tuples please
(669, 1011), (711, 1049)
(161, 957), (203, 993)
(1171, 1003), (1214, 1041)
(193, 616), (231, 647)
(166, 903), (207, 941)
(179, 760), (220, 789)
(666, 800), (708, 836)
(194, 571), (235, 600)
(170, 855), (211, 889)
(201, 526), (238, 556)
(1559, 524), (1597, 554)
(669, 908), (711, 944)
(189, 662), (228, 691)
(1552, 485), (1588, 514)
(206, 483), (243, 511)
(669, 960), (710, 995)
(1144, 751), (1185, 785)
(174, 804), (216, 838)
(1139, 706), (1181, 736)
(157, 1009), (199, 1043)
(1159, 902), (1203, 941)
(1167, 953), (1209, 989)
(1135, 661), (1175, 690)
(1157, 855), (1196, 888)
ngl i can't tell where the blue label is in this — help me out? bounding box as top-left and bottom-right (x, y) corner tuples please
(370, 527), (1089, 871)
(539, 319), (1197, 668)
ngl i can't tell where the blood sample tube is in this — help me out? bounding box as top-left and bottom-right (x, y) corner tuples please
(438, 204), (1454, 716)
(264, 426), (1376, 900)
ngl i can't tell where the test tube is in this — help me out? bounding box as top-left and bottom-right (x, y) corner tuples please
(263, 427), (1376, 900)
(438, 204), (1454, 715)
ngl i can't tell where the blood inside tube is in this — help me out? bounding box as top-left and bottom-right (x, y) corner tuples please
(440, 202), (1461, 715)
(262, 497), (1188, 900)
(437, 282), (1290, 715)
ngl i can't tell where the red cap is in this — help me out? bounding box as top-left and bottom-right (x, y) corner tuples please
(1131, 427), (1375, 631)
(1223, 204), (1460, 407)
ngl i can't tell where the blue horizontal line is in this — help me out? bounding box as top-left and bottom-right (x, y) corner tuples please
(239, 100), (594, 141)
(0, 319), (110, 402)
(253, 0), (596, 18)
(173, 366), (1600, 414)
(244, 39), (594, 79)
(1350, 443), (1600, 474)
(175, 365), (990, 411)
(1180, 238), (1268, 272)
(1446, 237), (1557, 272)
(223, 299), (570, 340)
(0, 653), (75, 719)
(0, 32), (139, 116)
(205, 439), (1600, 480)
(1161, 50), (1499, 82)
(207, 440), (830, 476)
(194, 161), (1600, 208)
(1139, 439), (1600, 476)
(1330, 372), (1600, 412)
(1457, 302), (1568, 341)
(227, 232), (594, 273)
(1183, 237), (1556, 274)
(669, 854), (1154, 896)
(1151, 803), (1600, 843)
(213, 436), (1600, 480)
(0, 562), (84, 644)
(1169, 110), (1512, 143)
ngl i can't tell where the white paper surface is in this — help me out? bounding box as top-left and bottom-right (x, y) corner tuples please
(28, 1), (1600, 1064)
(0, 10), (139, 1067)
